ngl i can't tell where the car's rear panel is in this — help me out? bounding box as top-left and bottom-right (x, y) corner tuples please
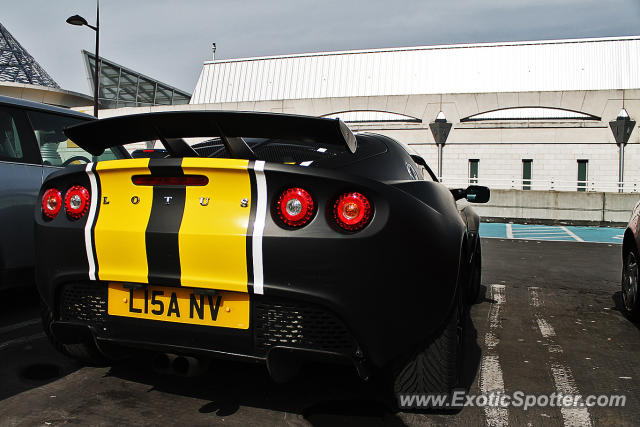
(91, 158), (253, 292)
(36, 157), (465, 368)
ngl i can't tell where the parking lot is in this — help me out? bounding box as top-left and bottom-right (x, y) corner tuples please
(1, 235), (638, 426)
(480, 222), (624, 244)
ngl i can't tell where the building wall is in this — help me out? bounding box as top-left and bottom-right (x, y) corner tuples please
(1, 82), (94, 108)
(197, 89), (639, 192)
(98, 88), (640, 193)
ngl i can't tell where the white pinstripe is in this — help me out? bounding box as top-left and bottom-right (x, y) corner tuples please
(84, 163), (98, 280)
(252, 161), (267, 294)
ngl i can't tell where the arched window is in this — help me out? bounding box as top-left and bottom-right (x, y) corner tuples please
(462, 107), (600, 122)
(322, 110), (422, 123)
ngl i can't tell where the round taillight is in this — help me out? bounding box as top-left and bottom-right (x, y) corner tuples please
(64, 185), (91, 219)
(276, 187), (315, 228)
(42, 188), (62, 219)
(333, 192), (372, 231)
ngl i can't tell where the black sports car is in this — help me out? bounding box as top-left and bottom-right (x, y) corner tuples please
(35, 111), (489, 396)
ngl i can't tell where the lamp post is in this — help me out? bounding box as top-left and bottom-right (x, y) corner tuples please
(429, 111), (452, 180)
(66, 0), (100, 118)
(610, 107), (635, 192)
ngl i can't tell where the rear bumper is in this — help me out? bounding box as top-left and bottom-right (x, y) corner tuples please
(50, 281), (360, 364)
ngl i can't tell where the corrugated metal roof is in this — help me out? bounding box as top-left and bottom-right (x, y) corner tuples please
(191, 36), (640, 104)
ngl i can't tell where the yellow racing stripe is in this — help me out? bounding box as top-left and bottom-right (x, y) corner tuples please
(178, 158), (252, 292)
(94, 159), (153, 283)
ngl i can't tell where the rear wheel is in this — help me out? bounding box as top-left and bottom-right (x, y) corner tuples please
(390, 292), (463, 399)
(622, 249), (640, 321)
(40, 300), (113, 366)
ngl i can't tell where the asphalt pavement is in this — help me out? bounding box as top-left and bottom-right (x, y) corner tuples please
(0, 238), (637, 426)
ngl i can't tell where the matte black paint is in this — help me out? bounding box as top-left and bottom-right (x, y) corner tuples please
(35, 166), (93, 307)
(146, 158), (185, 286)
(64, 111), (358, 156)
(36, 128), (481, 371)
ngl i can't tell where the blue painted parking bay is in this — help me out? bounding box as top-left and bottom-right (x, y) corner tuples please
(480, 222), (624, 244)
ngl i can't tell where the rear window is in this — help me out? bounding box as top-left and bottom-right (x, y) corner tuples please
(27, 111), (123, 166)
(191, 135), (386, 169)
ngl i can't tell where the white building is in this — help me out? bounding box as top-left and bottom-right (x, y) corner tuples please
(185, 36), (640, 193)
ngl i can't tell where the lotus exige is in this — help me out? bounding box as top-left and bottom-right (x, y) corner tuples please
(36, 111), (489, 395)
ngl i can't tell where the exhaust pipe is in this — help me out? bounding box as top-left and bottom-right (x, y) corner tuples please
(152, 353), (208, 376)
(172, 355), (207, 377)
(152, 353), (174, 373)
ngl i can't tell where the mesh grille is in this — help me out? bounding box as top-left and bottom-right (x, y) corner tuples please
(253, 144), (330, 164)
(254, 298), (356, 355)
(58, 282), (108, 324)
(191, 140), (337, 164)
(193, 143), (230, 158)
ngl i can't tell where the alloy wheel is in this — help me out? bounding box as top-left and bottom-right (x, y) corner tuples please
(623, 251), (639, 313)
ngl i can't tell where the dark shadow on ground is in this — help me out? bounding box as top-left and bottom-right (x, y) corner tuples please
(101, 312), (482, 425)
(0, 287), (81, 401)
(611, 291), (640, 328)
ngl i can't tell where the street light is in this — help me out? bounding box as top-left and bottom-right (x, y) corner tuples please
(429, 111), (451, 180)
(66, 1), (100, 118)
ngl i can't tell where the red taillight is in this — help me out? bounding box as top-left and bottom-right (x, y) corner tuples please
(132, 175), (209, 186)
(64, 185), (91, 220)
(42, 188), (62, 219)
(333, 192), (372, 231)
(276, 187), (315, 228)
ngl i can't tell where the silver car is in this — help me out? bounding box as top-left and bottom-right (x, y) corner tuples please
(0, 95), (127, 289)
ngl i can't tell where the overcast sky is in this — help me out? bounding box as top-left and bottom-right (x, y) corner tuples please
(3, 0), (640, 96)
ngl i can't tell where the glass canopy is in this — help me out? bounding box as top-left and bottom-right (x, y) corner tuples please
(0, 22), (59, 88)
(83, 50), (191, 109)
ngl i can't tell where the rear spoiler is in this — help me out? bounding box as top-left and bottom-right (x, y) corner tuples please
(64, 110), (357, 157)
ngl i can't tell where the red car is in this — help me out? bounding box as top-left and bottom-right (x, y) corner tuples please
(623, 201), (640, 319)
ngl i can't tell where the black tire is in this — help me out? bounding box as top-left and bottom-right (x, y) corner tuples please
(390, 293), (462, 398)
(466, 242), (482, 305)
(40, 300), (113, 366)
(622, 249), (640, 321)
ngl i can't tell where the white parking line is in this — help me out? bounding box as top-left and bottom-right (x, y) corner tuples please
(0, 332), (46, 351)
(0, 318), (40, 335)
(560, 226), (585, 242)
(509, 237), (575, 242)
(513, 233), (571, 237)
(480, 284), (509, 427)
(529, 287), (592, 427)
(506, 224), (514, 239)
(551, 364), (593, 427)
(488, 284), (506, 331)
(512, 230), (568, 235)
(536, 317), (556, 338)
(513, 227), (561, 230)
